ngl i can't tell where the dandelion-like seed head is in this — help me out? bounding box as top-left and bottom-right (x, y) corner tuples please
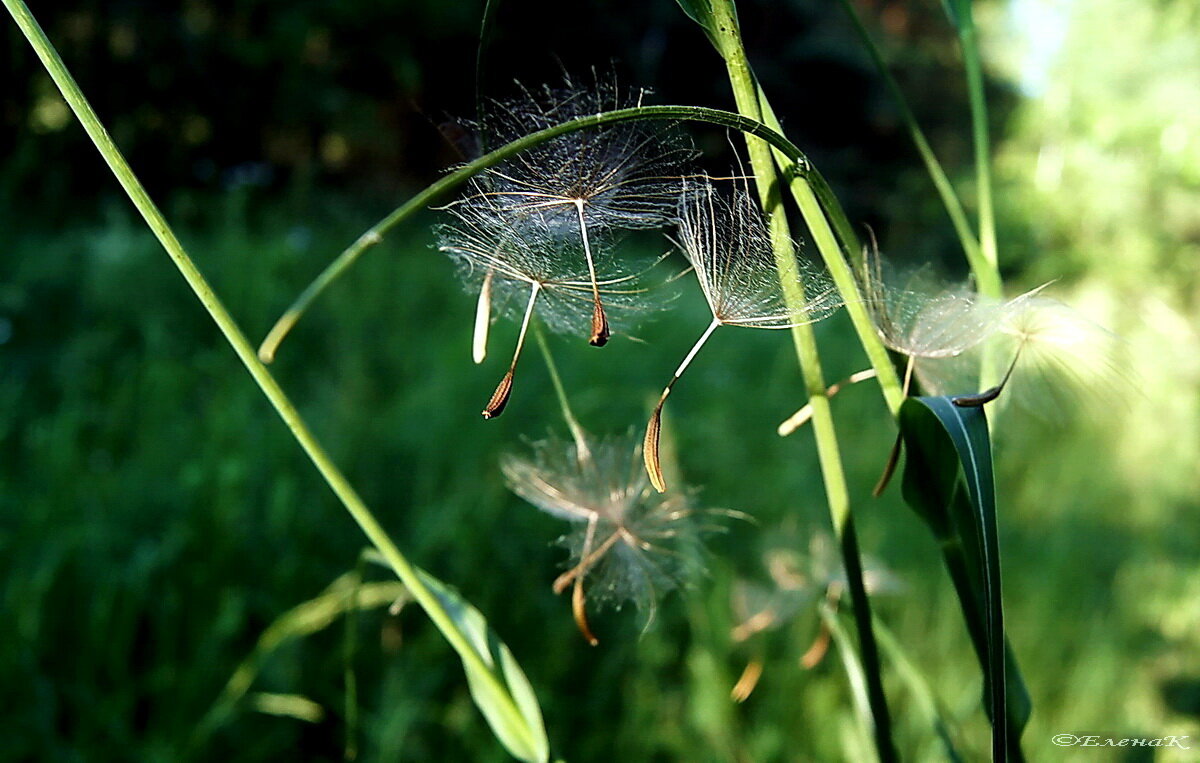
(438, 196), (672, 417)
(436, 197), (659, 337)
(474, 72), (698, 232)
(501, 431), (716, 634)
(642, 178), (844, 492)
(859, 248), (1038, 360)
(677, 179), (844, 329)
(458, 72), (695, 347)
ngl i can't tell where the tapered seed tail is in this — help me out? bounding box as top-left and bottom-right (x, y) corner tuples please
(589, 299), (609, 347)
(572, 579), (599, 646)
(482, 368), (514, 419)
(644, 396), (667, 493)
(953, 340), (1025, 407)
(641, 320), (720, 492)
(574, 199), (610, 347)
(481, 282), (539, 420)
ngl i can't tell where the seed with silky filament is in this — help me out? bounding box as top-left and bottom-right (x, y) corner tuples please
(643, 178), (843, 492)
(437, 196), (663, 419)
(465, 73), (696, 346)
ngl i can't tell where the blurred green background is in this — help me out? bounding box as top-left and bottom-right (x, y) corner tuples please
(2, 0), (1198, 760)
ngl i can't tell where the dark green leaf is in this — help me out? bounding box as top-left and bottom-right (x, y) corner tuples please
(898, 396), (1031, 760)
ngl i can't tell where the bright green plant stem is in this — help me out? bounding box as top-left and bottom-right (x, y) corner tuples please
(818, 602), (878, 759)
(2, 2), (542, 757)
(760, 124), (905, 415)
(833, 0), (999, 300)
(709, 2), (896, 759)
(947, 0), (1005, 395)
(873, 616), (962, 759)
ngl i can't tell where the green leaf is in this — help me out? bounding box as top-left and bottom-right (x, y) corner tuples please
(419, 570), (550, 763)
(898, 396), (1031, 760)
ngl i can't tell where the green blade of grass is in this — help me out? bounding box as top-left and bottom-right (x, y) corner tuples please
(897, 396), (1030, 761)
(705, 1), (898, 759)
(872, 617), (964, 762)
(833, 0), (998, 300)
(945, 0), (999, 281)
(416, 567), (550, 763)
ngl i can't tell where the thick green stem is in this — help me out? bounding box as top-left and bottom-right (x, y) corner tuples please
(3, 1), (538, 754)
(710, 2), (896, 759)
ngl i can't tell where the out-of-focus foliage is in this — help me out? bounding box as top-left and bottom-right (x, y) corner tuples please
(982, 0), (1200, 742)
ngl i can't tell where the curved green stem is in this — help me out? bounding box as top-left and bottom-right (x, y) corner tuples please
(3, 2), (540, 756)
(258, 105), (820, 362)
(951, 0), (1000, 295)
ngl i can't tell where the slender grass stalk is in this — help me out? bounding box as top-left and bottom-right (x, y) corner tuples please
(948, 0), (1006, 397)
(951, 0), (1000, 289)
(708, 2), (896, 759)
(833, 0), (999, 299)
(817, 601), (877, 760)
(872, 617), (963, 761)
(2, 2), (541, 756)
